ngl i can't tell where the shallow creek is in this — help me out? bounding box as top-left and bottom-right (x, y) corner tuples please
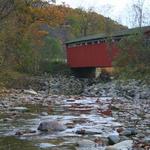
(0, 91), (123, 150)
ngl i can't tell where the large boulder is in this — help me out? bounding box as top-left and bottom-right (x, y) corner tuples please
(37, 120), (66, 132)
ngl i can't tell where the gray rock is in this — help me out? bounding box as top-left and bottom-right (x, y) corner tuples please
(144, 113), (150, 118)
(105, 140), (133, 150)
(140, 91), (150, 99)
(77, 139), (95, 147)
(37, 120), (66, 132)
(82, 79), (149, 99)
(121, 130), (131, 136)
(76, 139), (101, 150)
(136, 133), (145, 138)
(10, 107), (28, 112)
(3, 118), (13, 122)
(24, 89), (37, 95)
(129, 128), (138, 135)
(143, 136), (150, 144)
(108, 135), (120, 145)
(120, 136), (129, 141)
(40, 112), (48, 116)
(122, 128), (137, 136)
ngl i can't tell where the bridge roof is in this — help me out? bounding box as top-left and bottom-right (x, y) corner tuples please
(65, 26), (150, 45)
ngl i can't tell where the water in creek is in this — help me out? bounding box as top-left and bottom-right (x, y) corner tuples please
(0, 96), (122, 150)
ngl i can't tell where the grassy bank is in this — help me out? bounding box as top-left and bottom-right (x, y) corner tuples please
(0, 61), (71, 89)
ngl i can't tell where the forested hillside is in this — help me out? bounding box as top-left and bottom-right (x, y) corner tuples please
(0, 0), (125, 76)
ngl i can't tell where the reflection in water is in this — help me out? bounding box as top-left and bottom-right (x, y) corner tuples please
(0, 136), (76, 150)
(0, 136), (37, 150)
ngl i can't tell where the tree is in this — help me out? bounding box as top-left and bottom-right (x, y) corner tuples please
(128, 0), (150, 27)
(0, 0), (56, 20)
(0, 0), (126, 75)
(133, 0), (145, 27)
(114, 29), (150, 78)
(113, 0), (150, 79)
(74, 7), (91, 36)
(67, 7), (107, 37)
(0, 0), (63, 73)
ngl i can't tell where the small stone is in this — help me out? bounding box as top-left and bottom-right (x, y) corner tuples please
(40, 112), (48, 116)
(121, 130), (131, 136)
(94, 137), (104, 147)
(3, 118), (13, 122)
(24, 89), (37, 95)
(29, 130), (36, 134)
(37, 120), (66, 132)
(136, 133), (145, 138)
(15, 131), (23, 136)
(65, 122), (74, 128)
(10, 107), (28, 112)
(143, 136), (150, 144)
(116, 128), (124, 133)
(105, 140), (133, 150)
(129, 128), (138, 135)
(108, 135), (120, 145)
(144, 114), (150, 118)
(75, 129), (86, 135)
(121, 128), (137, 136)
(76, 139), (95, 148)
(120, 136), (129, 141)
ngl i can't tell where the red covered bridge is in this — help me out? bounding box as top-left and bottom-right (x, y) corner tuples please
(65, 26), (150, 77)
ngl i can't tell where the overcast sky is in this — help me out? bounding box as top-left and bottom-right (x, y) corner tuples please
(56, 0), (150, 27)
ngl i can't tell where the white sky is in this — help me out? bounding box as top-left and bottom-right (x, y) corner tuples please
(56, 0), (150, 27)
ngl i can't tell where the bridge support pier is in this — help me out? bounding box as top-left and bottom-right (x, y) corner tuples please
(71, 67), (96, 78)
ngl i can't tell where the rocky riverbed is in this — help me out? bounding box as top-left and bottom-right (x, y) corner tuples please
(0, 77), (149, 150)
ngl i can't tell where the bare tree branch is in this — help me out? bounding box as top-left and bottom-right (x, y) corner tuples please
(128, 0), (150, 27)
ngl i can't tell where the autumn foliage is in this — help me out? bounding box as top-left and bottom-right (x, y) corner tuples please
(0, 0), (124, 75)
